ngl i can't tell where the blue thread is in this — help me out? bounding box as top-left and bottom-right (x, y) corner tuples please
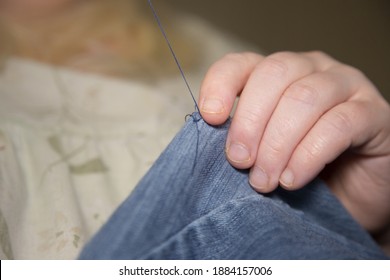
(148, 1), (202, 172)
(185, 112), (202, 123)
(148, 0), (200, 114)
(185, 112), (202, 172)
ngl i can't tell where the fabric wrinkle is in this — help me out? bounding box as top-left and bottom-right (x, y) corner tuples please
(79, 115), (388, 260)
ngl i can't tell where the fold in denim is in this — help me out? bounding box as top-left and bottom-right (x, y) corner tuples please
(79, 113), (387, 259)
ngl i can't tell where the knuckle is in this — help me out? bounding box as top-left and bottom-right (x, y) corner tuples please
(260, 51), (311, 79)
(261, 137), (286, 161)
(303, 51), (337, 70)
(305, 50), (329, 60)
(305, 50), (337, 63)
(237, 108), (262, 128)
(322, 109), (353, 135)
(257, 56), (289, 79)
(209, 52), (245, 73)
(297, 137), (327, 166)
(284, 82), (319, 105)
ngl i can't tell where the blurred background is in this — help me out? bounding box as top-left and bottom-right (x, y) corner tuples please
(166, 0), (390, 101)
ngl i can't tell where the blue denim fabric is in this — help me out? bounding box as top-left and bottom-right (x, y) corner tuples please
(79, 113), (387, 259)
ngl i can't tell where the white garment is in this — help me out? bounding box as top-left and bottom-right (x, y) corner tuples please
(0, 17), (252, 259)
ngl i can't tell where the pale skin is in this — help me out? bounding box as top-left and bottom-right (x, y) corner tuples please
(199, 51), (390, 249)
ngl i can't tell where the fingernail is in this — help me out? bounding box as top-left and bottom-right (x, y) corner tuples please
(249, 166), (269, 190)
(200, 97), (224, 114)
(227, 142), (251, 163)
(280, 168), (294, 188)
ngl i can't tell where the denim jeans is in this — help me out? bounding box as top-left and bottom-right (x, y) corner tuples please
(79, 113), (387, 259)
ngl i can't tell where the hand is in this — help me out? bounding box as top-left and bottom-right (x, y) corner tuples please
(199, 51), (390, 237)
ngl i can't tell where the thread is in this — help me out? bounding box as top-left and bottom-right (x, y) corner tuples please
(148, 1), (202, 173)
(185, 112), (202, 172)
(148, 0), (200, 113)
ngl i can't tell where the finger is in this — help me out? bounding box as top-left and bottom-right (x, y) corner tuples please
(279, 100), (376, 190)
(249, 66), (357, 192)
(199, 52), (263, 125)
(226, 52), (316, 169)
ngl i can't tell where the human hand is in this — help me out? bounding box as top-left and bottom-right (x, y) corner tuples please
(199, 51), (390, 237)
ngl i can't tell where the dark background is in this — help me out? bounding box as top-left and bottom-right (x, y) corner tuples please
(166, 0), (390, 101)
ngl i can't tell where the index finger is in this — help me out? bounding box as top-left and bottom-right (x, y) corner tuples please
(199, 52), (264, 125)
